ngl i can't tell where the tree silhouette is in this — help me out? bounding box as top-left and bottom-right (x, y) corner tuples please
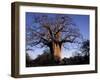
(26, 53), (32, 67)
(80, 40), (89, 56)
(26, 14), (81, 62)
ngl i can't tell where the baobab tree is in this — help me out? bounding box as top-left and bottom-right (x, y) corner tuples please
(26, 13), (81, 63)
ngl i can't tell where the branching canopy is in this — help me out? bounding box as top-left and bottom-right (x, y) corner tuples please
(26, 14), (81, 48)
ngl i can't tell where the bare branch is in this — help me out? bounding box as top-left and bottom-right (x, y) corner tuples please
(26, 14), (82, 48)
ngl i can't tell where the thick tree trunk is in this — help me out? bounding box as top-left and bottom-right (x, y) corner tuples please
(52, 42), (62, 62)
(48, 31), (62, 63)
(49, 42), (62, 63)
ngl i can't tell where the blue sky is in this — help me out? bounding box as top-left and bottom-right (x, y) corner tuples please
(26, 12), (89, 60)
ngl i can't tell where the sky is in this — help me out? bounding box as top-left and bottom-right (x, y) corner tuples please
(26, 12), (89, 60)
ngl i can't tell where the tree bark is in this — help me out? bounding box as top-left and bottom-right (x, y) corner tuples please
(48, 31), (62, 63)
(49, 42), (62, 64)
(53, 42), (62, 62)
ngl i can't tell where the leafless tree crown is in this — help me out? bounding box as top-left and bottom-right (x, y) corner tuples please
(26, 14), (81, 48)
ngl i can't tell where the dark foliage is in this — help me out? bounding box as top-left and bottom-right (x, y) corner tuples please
(61, 54), (89, 65)
(26, 40), (90, 67)
(26, 51), (89, 67)
(80, 40), (89, 56)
